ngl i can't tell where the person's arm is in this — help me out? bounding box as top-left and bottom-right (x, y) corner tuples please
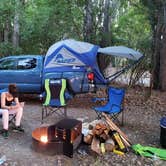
(13, 97), (24, 108)
(11, 97), (21, 109)
(1, 92), (11, 110)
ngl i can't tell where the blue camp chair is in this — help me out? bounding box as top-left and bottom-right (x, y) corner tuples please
(0, 88), (16, 126)
(93, 86), (125, 125)
(42, 78), (67, 123)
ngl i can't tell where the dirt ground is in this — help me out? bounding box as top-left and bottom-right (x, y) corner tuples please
(0, 87), (166, 166)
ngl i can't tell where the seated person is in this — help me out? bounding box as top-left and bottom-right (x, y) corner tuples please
(0, 84), (24, 138)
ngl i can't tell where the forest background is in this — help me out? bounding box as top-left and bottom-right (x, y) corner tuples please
(0, 0), (166, 91)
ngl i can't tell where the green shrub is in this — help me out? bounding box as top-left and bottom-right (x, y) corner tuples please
(0, 42), (22, 57)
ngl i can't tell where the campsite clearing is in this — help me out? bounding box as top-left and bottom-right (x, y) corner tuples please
(0, 87), (166, 165)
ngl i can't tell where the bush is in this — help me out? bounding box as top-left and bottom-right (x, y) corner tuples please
(0, 42), (22, 57)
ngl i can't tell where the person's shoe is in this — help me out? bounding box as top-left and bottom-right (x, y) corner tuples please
(12, 126), (24, 133)
(2, 129), (9, 139)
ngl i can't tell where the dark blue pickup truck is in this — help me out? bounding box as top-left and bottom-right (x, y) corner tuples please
(0, 39), (143, 95)
(0, 54), (97, 94)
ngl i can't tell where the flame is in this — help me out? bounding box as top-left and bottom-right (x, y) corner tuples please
(40, 135), (48, 143)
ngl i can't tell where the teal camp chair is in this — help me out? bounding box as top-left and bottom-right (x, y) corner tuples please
(42, 78), (67, 123)
(92, 86), (125, 125)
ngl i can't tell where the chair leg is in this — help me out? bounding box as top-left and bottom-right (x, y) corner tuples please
(109, 112), (124, 126)
(9, 114), (16, 126)
(42, 105), (67, 123)
(64, 106), (67, 117)
(95, 111), (102, 119)
(121, 110), (124, 126)
(113, 111), (124, 126)
(42, 106), (45, 123)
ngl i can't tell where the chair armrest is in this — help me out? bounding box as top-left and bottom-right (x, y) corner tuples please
(110, 104), (120, 108)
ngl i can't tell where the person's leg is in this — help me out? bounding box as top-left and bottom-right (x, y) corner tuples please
(10, 107), (24, 132)
(0, 109), (9, 138)
(15, 107), (23, 127)
(1, 109), (9, 130)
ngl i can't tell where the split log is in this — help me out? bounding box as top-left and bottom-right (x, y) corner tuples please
(91, 137), (101, 154)
(92, 122), (110, 141)
(105, 138), (115, 152)
(84, 134), (93, 144)
(102, 113), (131, 147)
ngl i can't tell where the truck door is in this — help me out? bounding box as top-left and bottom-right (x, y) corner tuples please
(0, 57), (17, 88)
(16, 57), (42, 93)
(0, 56), (42, 93)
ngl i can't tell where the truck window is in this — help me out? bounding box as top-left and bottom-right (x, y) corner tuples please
(17, 58), (37, 69)
(0, 58), (17, 70)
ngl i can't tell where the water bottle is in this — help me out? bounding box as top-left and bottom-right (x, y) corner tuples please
(0, 155), (6, 165)
(55, 156), (62, 166)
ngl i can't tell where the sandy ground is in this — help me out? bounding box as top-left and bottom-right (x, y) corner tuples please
(0, 87), (166, 166)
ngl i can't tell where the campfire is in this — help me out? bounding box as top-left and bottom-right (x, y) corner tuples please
(40, 135), (48, 143)
(32, 118), (82, 157)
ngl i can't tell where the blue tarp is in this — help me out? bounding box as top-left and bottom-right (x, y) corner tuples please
(43, 39), (143, 84)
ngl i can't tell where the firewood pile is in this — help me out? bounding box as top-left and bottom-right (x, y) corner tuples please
(83, 113), (131, 155)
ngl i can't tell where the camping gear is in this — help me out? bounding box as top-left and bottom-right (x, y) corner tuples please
(92, 86), (125, 125)
(55, 118), (82, 144)
(42, 78), (67, 123)
(43, 39), (144, 87)
(32, 118), (82, 158)
(160, 117), (166, 148)
(100, 143), (106, 154)
(113, 149), (125, 155)
(110, 130), (127, 152)
(0, 155), (6, 165)
(43, 39), (106, 86)
(132, 144), (166, 160)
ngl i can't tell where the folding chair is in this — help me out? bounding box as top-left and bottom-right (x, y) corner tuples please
(42, 78), (67, 123)
(0, 113), (16, 126)
(92, 86), (125, 125)
(0, 88), (16, 127)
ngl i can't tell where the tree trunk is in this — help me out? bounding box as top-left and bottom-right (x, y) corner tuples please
(0, 30), (3, 42)
(152, 2), (166, 90)
(152, 24), (162, 89)
(4, 19), (10, 43)
(12, 0), (20, 47)
(98, 0), (111, 72)
(100, 0), (111, 47)
(83, 0), (93, 42)
(159, 5), (166, 90)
